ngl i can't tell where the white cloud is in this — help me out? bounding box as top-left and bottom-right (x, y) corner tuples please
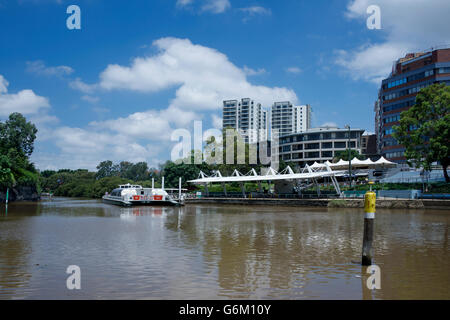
(69, 77), (98, 94)
(285, 67), (302, 74)
(90, 110), (173, 140)
(37, 37), (299, 170)
(0, 75), (8, 94)
(0, 74), (50, 117)
(39, 126), (166, 170)
(239, 6), (271, 20)
(337, 0), (450, 83)
(176, 0), (194, 8)
(243, 66), (267, 76)
(201, 0), (230, 13)
(212, 114), (222, 129)
(99, 37), (298, 111)
(335, 42), (409, 84)
(320, 122), (338, 128)
(176, 0), (230, 14)
(81, 95), (100, 103)
(26, 60), (74, 77)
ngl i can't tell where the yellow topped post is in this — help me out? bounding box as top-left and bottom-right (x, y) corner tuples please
(362, 181), (376, 265)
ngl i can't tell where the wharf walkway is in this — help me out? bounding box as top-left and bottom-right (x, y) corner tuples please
(185, 197), (450, 210)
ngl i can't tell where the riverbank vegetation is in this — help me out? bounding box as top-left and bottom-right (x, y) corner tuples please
(0, 113), (40, 197)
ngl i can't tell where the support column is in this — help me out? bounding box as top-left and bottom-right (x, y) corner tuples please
(240, 182), (246, 198)
(204, 183), (209, 197)
(222, 183), (227, 197)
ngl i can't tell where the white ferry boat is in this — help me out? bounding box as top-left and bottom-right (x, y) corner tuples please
(102, 183), (184, 207)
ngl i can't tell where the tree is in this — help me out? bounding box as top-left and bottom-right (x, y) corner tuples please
(0, 155), (16, 188)
(118, 161), (133, 179)
(0, 113), (38, 190)
(162, 160), (202, 188)
(96, 160), (118, 179)
(0, 112), (37, 158)
(128, 162), (149, 181)
(393, 83), (450, 182)
(334, 149), (366, 162)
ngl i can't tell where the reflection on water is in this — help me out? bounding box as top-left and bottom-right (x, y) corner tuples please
(0, 198), (448, 299)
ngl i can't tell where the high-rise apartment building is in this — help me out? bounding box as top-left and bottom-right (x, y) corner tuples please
(294, 104), (312, 133)
(376, 47), (450, 163)
(222, 98), (268, 144)
(271, 102), (311, 137)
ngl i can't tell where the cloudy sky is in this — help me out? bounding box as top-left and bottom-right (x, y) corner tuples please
(0, 0), (449, 170)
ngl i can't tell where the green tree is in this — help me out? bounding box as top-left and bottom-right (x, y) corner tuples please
(0, 113), (38, 190)
(0, 112), (37, 157)
(96, 160), (118, 179)
(128, 162), (149, 181)
(393, 83), (450, 182)
(0, 155), (16, 187)
(333, 149), (366, 162)
(118, 161), (133, 179)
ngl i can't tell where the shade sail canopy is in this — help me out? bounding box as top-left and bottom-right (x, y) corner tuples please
(188, 169), (344, 184)
(373, 156), (397, 168)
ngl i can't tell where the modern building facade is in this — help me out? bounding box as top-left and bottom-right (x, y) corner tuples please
(223, 98), (268, 144)
(376, 47), (450, 163)
(361, 133), (378, 159)
(278, 127), (365, 168)
(271, 102), (311, 137)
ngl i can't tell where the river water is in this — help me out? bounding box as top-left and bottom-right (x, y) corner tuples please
(0, 198), (448, 299)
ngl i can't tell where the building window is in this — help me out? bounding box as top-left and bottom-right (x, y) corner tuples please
(334, 142), (346, 148)
(305, 152), (320, 159)
(305, 143), (320, 150)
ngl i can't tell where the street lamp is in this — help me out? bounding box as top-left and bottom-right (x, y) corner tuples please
(345, 125), (352, 188)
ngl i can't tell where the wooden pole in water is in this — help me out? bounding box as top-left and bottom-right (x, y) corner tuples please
(362, 182), (376, 266)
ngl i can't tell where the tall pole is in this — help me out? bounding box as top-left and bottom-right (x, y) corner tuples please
(178, 177), (182, 200)
(162, 176), (165, 190)
(152, 178), (154, 190)
(362, 182), (376, 265)
(5, 187), (9, 205)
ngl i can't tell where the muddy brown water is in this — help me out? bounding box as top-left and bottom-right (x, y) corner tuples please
(0, 198), (448, 299)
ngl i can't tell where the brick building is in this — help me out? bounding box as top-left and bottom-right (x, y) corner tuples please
(375, 47), (450, 163)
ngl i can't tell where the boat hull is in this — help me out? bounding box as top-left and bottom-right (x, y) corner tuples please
(102, 197), (182, 207)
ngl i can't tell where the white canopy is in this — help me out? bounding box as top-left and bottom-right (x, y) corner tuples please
(312, 157), (397, 170)
(188, 158), (397, 185)
(373, 156), (397, 168)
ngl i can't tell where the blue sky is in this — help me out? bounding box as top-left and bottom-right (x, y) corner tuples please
(0, 0), (448, 170)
